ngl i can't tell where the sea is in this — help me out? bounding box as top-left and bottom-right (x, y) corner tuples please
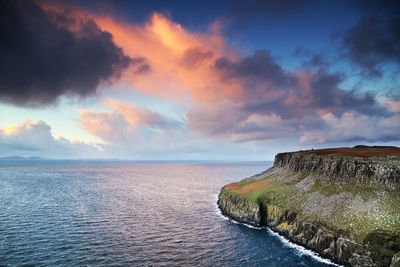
(0, 160), (337, 266)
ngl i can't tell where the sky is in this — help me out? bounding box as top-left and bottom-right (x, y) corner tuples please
(0, 0), (399, 160)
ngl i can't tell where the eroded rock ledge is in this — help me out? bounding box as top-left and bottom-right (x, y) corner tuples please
(218, 147), (400, 267)
(218, 188), (377, 266)
(274, 152), (400, 189)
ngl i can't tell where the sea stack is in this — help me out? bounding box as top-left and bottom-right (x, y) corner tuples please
(218, 146), (400, 266)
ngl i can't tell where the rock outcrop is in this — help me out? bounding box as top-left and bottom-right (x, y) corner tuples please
(219, 189), (376, 266)
(274, 152), (400, 189)
(218, 147), (400, 266)
(218, 188), (261, 226)
(391, 252), (400, 267)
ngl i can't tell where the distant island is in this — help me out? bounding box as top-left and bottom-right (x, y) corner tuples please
(218, 146), (400, 266)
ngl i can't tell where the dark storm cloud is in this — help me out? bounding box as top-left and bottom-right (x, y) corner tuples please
(310, 71), (346, 106)
(343, 16), (400, 77)
(295, 48), (328, 68)
(308, 54), (325, 67)
(213, 50), (380, 119)
(309, 70), (376, 108)
(215, 50), (297, 88)
(0, 0), (131, 107)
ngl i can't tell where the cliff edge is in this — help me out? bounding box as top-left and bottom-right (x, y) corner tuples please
(218, 146), (400, 266)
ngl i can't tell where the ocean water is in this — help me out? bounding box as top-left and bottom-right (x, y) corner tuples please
(0, 161), (336, 266)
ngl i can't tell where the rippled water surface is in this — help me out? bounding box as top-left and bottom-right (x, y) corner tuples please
(0, 161), (335, 266)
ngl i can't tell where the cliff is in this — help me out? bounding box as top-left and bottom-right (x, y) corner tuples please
(274, 150), (400, 189)
(218, 146), (400, 266)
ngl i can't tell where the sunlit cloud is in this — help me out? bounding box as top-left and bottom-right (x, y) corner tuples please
(0, 119), (102, 157)
(379, 97), (400, 113)
(34, 1), (400, 149)
(78, 98), (182, 144)
(81, 12), (243, 103)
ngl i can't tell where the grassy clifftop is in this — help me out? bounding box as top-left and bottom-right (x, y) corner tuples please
(296, 146), (400, 157)
(220, 146), (400, 266)
(226, 168), (400, 242)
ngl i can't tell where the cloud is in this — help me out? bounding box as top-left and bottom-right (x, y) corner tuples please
(188, 100), (296, 142)
(188, 101), (400, 145)
(308, 69), (375, 109)
(0, 119), (101, 157)
(215, 50), (297, 89)
(383, 99), (400, 112)
(343, 15), (400, 77)
(39, 5), (379, 118)
(188, 101), (248, 139)
(300, 112), (400, 144)
(76, 98), (288, 159)
(212, 50), (377, 118)
(54, 9), (245, 103)
(77, 110), (128, 143)
(0, 0), (131, 107)
(181, 48), (215, 69)
(76, 98), (210, 158)
(78, 99), (182, 144)
(187, 86), (398, 144)
(33, 3), (398, 146)
(294, 48), (328, 68)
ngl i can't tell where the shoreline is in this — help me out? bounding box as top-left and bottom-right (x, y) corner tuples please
(214, 194), (340, 266)
(217, 147), (400, 266)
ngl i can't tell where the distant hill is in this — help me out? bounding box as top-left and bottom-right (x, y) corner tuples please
(0, 156), (49, 160)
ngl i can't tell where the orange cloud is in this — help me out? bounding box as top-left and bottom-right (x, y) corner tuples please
(3, 124), (23, 136)
(38, 3), (348, 115)
(2, 119), (42, 136)
(382, 98), (400, 112)
(78, 98), (182, 143)
(73, 11), (244, 103)
(78, 109), (126, 142)
(103, 98), (180, 129)
(39, 2), (387, 145)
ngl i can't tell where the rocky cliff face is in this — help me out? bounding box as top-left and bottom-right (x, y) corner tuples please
(218, 188), (261, 226)
(219, 189), (378, 266)
(218, 148), (400, 267)
(274, 152), (400, 189)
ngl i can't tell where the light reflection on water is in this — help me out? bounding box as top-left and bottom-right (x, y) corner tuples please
(0, 161), (335, 266)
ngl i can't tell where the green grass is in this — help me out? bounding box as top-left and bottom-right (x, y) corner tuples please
(241, 190), (266, 202)
(234, 172), (298, 205)
(227, 170), (400, 243)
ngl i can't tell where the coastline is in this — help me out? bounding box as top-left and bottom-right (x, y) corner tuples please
(217, 187), (379, 266)
(214, 193), (340, 266)
(217, 147), (400, 267)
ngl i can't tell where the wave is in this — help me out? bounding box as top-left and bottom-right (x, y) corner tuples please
(266, 228), (340, 266)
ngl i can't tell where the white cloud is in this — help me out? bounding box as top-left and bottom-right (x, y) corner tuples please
(0, 119), (102, 158)
(300, 112), (400, 144)
(77, 99), (187, 157)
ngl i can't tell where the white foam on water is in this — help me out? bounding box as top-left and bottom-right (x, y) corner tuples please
(213, 193), (341, 266)
(266, 228), (341, 266)
(213, 193), (262, 229)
